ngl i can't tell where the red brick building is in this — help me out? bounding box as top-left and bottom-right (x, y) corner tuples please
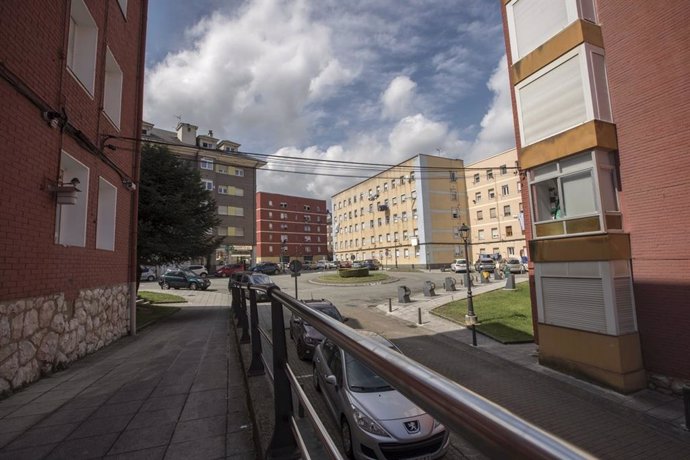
(501, 0), (689, 393)
(256, 193), (329, 264)
(0, 0), (147, 392)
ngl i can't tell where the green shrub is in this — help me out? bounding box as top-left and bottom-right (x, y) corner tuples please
(338, 268), (369, 278)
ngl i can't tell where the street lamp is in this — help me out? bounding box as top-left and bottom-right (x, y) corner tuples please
(459, 223), (477, 346)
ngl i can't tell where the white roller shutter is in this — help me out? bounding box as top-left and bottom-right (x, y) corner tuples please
(512, 0), (569, 59)
(542, 277), (607, 333)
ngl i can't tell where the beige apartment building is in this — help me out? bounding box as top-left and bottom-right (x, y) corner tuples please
(332, 154), (468, 269)
(465, 148), (527, 262)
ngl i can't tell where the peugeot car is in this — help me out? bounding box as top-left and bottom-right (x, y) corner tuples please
(313, 331), (449, 459)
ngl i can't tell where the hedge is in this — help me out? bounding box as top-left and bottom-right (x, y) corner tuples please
(338, 268), (370, 278)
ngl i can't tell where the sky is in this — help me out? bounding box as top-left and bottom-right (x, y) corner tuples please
(143, 0), (516, 199)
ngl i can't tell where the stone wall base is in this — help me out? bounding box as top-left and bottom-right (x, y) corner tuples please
(0, 284), (130, 395)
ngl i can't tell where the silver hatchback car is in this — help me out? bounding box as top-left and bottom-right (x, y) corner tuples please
(312, 331), (449, 460)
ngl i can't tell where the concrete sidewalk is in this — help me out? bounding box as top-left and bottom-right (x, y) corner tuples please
(0, 297), (255, 459)
(374, 277), (690, 435)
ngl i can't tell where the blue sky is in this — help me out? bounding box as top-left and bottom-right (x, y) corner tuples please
(144, 0), (516, 197)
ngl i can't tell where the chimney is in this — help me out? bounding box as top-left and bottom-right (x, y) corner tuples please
(176, 122), (198, 144)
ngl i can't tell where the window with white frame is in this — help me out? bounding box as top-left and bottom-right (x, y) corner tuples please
(473, 173), (480, 184)
(502, 185), (510, 196)
(516, 44), (612, 147)
(96, 177), (117, 250)
(474, 192), (481, 202)
(486, 169), (493, 180)
(477, 210), (483, 220)
(280, 202), (288, 208)
(488, 188), (495, 199)
(404, 248), (409, 258)
(529, 150), (619, 237)
(201, 179), (213, 190)
(200, 158), (214, 170)
(67, 0), (98, 95)
(401, 194), (406, 203)
(386, 233), (391, 242)
(56, 151), (89, 247)
(450, 171), (457, 182)
(504, 205), (512, 216)
(490, 208), (497, 219)
(402, 211), (408, 222)
(492, 228), (499, 239)
(478, 229), (485, 240)
(506, 0), (597, 62)
(500, 164), (508, 175)
(403, 230), (408, 240)
(506, 226), (514, 237)
(103, 48), (123, 128)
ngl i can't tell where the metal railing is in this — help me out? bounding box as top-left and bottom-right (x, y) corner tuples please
(231, 281), (594, 460)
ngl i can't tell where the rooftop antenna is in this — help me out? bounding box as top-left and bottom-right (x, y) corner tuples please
(174, 114), (182, 124)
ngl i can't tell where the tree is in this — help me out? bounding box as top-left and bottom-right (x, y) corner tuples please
(137, 144), (222, 272)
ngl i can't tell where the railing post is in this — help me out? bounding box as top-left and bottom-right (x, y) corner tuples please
(239, 284), (250, 344)
(231, 283), (240, 319)
(266, 291), (300, 460)
(247, 288), (265, 376)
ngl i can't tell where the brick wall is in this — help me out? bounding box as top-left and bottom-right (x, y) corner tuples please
(598, 1), (690, 379)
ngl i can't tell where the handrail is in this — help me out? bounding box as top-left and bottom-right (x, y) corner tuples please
(235, 281), (594, 460)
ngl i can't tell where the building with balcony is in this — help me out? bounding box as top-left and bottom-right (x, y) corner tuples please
(465, 148), (527, 262)
(142, 121), (266, 268)
(256, 193), (329, 264)
(0, 0), (147, 391)
(501, 0), (690, 393)
(332, 154), (468, 268)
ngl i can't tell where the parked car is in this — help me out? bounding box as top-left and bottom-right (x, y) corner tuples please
(316, 260), (336, 269)
(250, 262), (280, 275)
(232, 272), (277, 302)
(362, 259), (381, 270)
(505, 258), (527, 274)
(475, 257), (496, 273)
(289, 300), (346, 360)
(184, 264), (208, 277)
(159, 269), (210, 291)
(140, 266), (156, 282)
(450, 258), (470, 273)
(335, 261), (352, 269)
(313, 331), (449, 460)
(215, 264), (245, 277)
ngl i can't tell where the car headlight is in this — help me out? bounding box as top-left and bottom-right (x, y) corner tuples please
(351, 405), (389, 437)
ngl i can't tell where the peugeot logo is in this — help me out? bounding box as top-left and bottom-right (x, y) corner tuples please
(403, 420), (420, 433)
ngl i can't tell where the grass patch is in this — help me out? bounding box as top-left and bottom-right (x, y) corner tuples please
(317, 273), (391, 284)
(138, 291), (187, 304)
(432, 282), (534, 343)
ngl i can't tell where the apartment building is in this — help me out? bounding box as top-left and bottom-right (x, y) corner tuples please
(465, 149), (527, 262)
(501, 0), (690, 393)
(332, 154), (468, 269)
(255, 193), (329, 264)
(0, 0), (147, 391)
(142, 122), (266, 267)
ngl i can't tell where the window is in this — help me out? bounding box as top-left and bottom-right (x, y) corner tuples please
(488, 188), (495, 199)
(516, 44), (612, 147)
(369, 220), (374, 228)
(401, 194), (406, 203)
(529, 151), (618, 237)
(227, 227), (244, 237)
(371, 236), (375, 244)
(500, 164), (507, 175)
(235, 168), (245, 177)
(304, 205), (311, 211)
(402, 212), (408, 222)
(502, 185), (510, 196)
(377, 218), (382, 226)
(391, 180), (396, 189)
(477, 210), (483, 220)
(506, 226), (514, 237)
(280, 213), (288, 220)
(376, 186), (381, 194)
(404, 248), (409, 258)
(280, 202), (288, 208)
(103, 48), (123, 128)
(217, 186), (244, 196)
(305, 236), (311, 242)
(368, 204), (373, 213)
(504, 205), (512, 216)
(378, 235), (383, 243)
(450, 171), (457, 182)
(394, 232), (399, 241)
(411, 190), (417, 199)
(474, 192), (481, 203)
(304, 225), (311, 231)
(202, 179), (213, 191)
(451, 208), (459, 218)
(269, 246), (273, 253)
(409, 172), (415, 182)
(268, 200), (273, 206)
(386, 233), (391, 242)
(67, 0), (98, 95)
(393, 214), (398, 223)
(403, 230), (408, 240)
(450, 190), (458, 201)
(492, 228), (499, 239)
(412, 209), (418, 220)
(478, 230), (485, 241)
(96, 178), (116, 250)
(490, 208), (497, 218)
(508, 247), (515, 255)
(200, 158), (214, 170)
(383, 182), (388, 191)
(473, 173), (480, 184)
(268, 223), (273, 229)
(486, 169), (493, 180)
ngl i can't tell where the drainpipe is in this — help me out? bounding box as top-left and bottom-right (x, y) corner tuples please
(128, 0), (149, 335)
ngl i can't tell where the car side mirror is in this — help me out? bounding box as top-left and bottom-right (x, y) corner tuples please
(325, 374), (337, 387)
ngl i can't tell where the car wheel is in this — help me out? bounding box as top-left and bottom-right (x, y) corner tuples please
(161, 282), (169, 290)
(200, 273), (207, 278)
(312, 364), (321, 393)
(189, 283), (198, 290)
(147, 275), (155, 281)
(341, 418), (354, 458)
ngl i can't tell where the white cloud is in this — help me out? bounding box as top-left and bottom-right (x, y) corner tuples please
(389, 114), (467, 158)
(381, 76), (417, 119)
(467, 55), (516, 162)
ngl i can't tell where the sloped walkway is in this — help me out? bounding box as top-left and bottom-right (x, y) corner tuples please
(0, 301), (255, 459)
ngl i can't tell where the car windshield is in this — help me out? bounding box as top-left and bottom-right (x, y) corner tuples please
(345, 353), (394, 392)
(249, 274), (272, 284)
(181, 269), (197, 277)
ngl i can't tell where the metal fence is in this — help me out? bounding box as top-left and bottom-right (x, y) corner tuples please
(231, 281), (594, 460)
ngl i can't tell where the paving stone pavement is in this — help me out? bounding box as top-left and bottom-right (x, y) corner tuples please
(0, 298), (256, 460)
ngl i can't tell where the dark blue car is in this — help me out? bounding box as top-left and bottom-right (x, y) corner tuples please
(250, 262), (280, 275)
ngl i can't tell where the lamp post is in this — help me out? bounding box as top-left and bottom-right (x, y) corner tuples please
(459, 223), (477, 346)
(393, 239), (398, 268)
